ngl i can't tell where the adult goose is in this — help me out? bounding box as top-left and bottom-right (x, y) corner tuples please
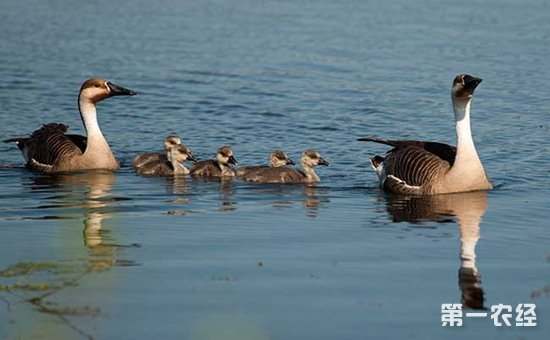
(358, 74), (492, 195)
(4, 78), (136, 173)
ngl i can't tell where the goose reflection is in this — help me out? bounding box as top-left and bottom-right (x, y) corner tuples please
(385, 191), (488, 309)
(32, 171), (137, 254)
(3, 171), (138, 338)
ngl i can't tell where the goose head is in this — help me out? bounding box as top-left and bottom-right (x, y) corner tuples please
(79, 78), (137, 104)
(163, 135), (182, 152)
(269, 150), (295, 167)
(301, 149), (330, 168)
(216, 146), (238, 166)
(451, 74), (482, 102)
(169, 144), (198, 163)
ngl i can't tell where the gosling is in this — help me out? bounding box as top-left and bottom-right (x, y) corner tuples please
(133, 135), (181, 169)
(190, 146), (238, 177)
(137, 144), (197, 176)
(240, 149), (329, 183)
(236, 150), (295, 178)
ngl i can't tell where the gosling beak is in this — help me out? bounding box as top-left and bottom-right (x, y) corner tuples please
(287, 158), (296, 166)
(107, 81), (137, 96)
(228, 155), (238, 165)
(318, 157), (331, 166)
(463, 75), (482, 91)
(187, 152), (199, 163)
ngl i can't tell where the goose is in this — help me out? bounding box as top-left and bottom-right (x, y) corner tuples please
(133, 135), (181, 169)
(3, 78), (136, 173)
(357, 74), (492, 195)
(240, 149), (330, 183)
(190, 146), (238, 177)
(235, 150), (295, 178)
(137, 144), (197, 176)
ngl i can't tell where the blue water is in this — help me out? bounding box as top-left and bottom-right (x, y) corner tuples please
(0, 0), (548, 339)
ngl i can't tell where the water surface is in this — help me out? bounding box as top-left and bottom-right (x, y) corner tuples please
(0, 0), (548, 339)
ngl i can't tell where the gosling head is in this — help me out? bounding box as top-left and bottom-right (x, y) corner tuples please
(269, 150), (295, 167)
(163, 135), (182, 152)
(79, 78), (137, 104)
(216, 146), (238, 166)
(301, 149), (330, 168)
(170, 144), (197, 163)
(451, 74), (482, 101)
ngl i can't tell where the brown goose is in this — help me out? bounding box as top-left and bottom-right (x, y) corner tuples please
(240, 149), (330, 183)
(358, 74), (492, 195)
(3, 78), (136, 173)
(190, 146), (238, 177)
(137, 144), (197, 176)
(133, 135), (181, 169)
(235, 150), (295, 178)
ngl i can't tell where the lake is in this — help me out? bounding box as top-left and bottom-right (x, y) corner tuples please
(0, 0), (548, 339)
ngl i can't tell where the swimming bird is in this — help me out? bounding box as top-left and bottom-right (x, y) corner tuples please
(357, 74), (492, 195)
(3, 78), (136, 173)
(137, 144), (197, 176)
(240, 149), (330, 183)
(190, 146), (238, 177)
(133, 135), (181, 169)
(235, 150), (295, 178)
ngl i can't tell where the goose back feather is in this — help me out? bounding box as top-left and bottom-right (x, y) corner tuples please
(16, 123), (85, 171)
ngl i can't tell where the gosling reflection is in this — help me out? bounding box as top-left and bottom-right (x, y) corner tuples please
(164, 175), (190, 195)
(385, 191), (488, 309)
(219, 179), (237, 212)
(302, 185), (329, 218)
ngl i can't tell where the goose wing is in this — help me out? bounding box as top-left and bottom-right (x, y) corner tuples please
(133, 151), (165, 169)
(190, 160), (222, 177)
(24, 123), (85, 168)
(382, 145), (451, 193)
(235, 165), (269, 177)
(357, 137), (456, 166)
(242, 167), (305, 183)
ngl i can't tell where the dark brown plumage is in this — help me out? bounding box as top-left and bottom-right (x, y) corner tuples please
(190, 160), (223, 177)
(357, 137), (456, 166)
(241, 167), (307, 183)
(7, 123), (85, 171)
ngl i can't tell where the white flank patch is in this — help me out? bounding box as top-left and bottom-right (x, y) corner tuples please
(385, 175), (421, 190)
(369, 159), (386, 186)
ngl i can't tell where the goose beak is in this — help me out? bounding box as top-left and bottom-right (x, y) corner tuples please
(464, 75), (482, 91)
(107, 81), (137, 96)
(188, 153), (199, 163)
(228, 155), (238, 165)
(287, 158), (296, 165)
(318, 157), (331, 166)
